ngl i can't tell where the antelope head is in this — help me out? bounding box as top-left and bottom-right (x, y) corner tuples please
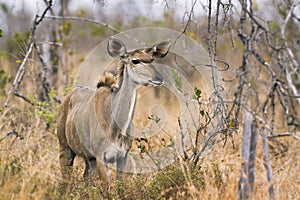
(107, 38), (171, 87)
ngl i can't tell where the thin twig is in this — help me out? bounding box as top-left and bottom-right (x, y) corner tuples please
(4, 42), (34, 107)
(0, 129), (21, 186)
(44, 15), (120, 33)
(268, 132), (300, 142)
(178, 117), (188, 160)
(0, 130), (19, 143)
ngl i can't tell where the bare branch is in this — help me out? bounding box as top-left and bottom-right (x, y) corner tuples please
(36, 0), (53, 25)
(43, 15), (149, 47)
(44, 15), (120, 33)
(261, 128), (275, 200)
(4, 42), (34, 107)
(281, 3), (296, 37)
(4, 1), (54, 107)
(178, 117), (188, 160)
(268, 132), (300, 142)
(181, 0), (197, 34)
(0, 129), (20, 186)
(0, 130), (20, 143)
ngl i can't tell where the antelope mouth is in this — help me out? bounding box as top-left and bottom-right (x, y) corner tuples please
(148, 80), (164, 86)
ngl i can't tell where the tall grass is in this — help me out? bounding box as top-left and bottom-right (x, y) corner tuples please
(1, 107), (299, 200)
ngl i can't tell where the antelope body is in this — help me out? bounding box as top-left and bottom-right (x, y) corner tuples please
(57, 38), (171, 188)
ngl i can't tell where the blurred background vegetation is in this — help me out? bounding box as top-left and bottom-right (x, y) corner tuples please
(0, 0), (300, 199)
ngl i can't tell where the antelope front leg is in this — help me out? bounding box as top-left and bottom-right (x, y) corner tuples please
(84, 158), (98, 178)
(96, 159), (110, 191)
(115, 152), (129, 195)
(116, 152), (128, 180)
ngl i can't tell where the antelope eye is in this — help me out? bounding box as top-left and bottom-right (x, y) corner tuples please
(132, 59), (140, 65)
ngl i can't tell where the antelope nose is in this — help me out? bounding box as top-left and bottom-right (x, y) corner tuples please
(149, 74), (164, 86)
(155, 74), (164, 84)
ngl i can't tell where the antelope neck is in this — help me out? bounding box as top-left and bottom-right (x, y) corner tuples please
(111, 67), (138, 137)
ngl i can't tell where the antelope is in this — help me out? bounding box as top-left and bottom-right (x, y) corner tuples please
(57, 38), (171, 189)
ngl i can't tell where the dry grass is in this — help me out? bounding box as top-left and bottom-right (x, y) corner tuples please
(1, 103), (300, 200)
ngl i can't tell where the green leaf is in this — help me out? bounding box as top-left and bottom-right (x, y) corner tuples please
(199, 109), (205, 116)
(167, 138), (175, 147)
(268, 20), (280, 33)
(194, 87), (201, 99)
(140, 145), (146, 153)
(1, 3), (8, 14)
(88, 23), (106, 36)
(13, 32), (30, 44)
(277, 3), (286, 18)
(61, 21), (72, 36)
(173, 69), (182, 91)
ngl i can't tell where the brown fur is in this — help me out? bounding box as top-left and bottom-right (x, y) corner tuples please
(97, 72), (117, 90)
(57, 86), (126, 190)
(57, 38), (170, 191)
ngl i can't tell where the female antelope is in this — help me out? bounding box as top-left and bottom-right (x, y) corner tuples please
(57, 38), (171, 189)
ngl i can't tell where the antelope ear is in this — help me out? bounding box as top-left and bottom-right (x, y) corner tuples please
(107, 38), (127, 57)
(146, 39), (171, 58)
